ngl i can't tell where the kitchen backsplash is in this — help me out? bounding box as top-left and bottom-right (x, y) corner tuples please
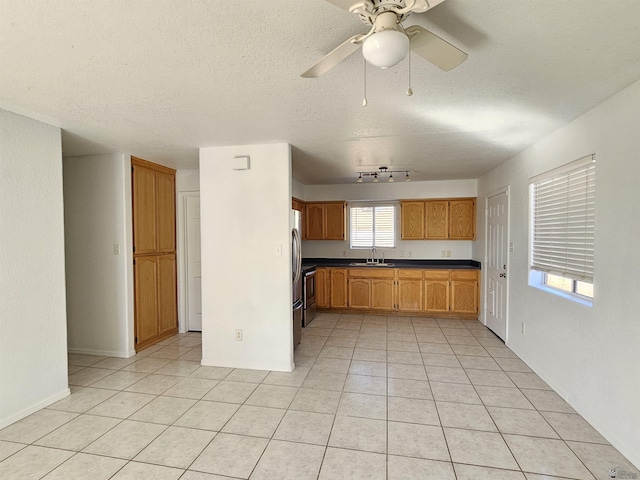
(302, 239), (474, 260)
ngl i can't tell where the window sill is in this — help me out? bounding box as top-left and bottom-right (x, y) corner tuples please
(529, 271), (593, 307)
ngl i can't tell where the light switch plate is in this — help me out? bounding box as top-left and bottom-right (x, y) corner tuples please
(232, 155), (250, 170)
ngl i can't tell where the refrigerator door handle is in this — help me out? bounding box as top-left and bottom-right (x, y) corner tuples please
(292, 227), (302, 284)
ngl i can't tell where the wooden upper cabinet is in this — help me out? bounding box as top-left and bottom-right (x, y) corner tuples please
(449, 199), (476, 240)
(305, 203), (324, 240)
(400, 201), (425, 240)
(305, 202), (346, 240)
(156, 171), (176, 252)
(400, 198), (476, 240)
(324, 203), (345, 240)
(132, 164), (157, 254)
(425, 200), (449, 239)
(132, 157), (177, 255)
(292, 197), (304, 212)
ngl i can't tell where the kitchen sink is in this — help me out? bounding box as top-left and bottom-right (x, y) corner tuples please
(349, 262), (395, 267)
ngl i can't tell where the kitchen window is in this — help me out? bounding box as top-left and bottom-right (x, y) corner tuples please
(350, 204), (396, 249)
(529, 154), (595, 303)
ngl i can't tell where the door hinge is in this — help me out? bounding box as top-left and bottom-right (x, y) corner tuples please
(134, 336), (138, 344)
(133, 246), (136, 253)
(131, 166), (134, 173)
(133, 259), (136, 266)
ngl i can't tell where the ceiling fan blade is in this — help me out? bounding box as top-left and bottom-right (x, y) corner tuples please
(301, 35), (363, 78)
(405, 24), (468, 71)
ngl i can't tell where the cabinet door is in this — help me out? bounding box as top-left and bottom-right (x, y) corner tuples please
(451, 270), (479, 314)
(134, 255), (158, 347)
(349, 278), (371, 309)
(324, 203), (345, 240)
(330, 268), (348, 308)
(449, 199), (476, 240)
(157, 254), (178, 336)
(316, 268), (329, 308)
(425, 280), (450, 312)
(156, 171), (176, 253)
(425, 200), (449, 239)
(372, 278), (395, 310)
(397, 279), (423, 312)
(132, 165), (157, 254)
(401, 201), (425, 240)
(305, 203), (324, 240)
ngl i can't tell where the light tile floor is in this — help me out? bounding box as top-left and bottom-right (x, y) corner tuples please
(0, 314), (638, 479)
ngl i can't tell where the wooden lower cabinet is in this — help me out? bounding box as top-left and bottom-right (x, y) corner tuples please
(348, 278), (371, 309)
(372, 278), (395, 310)
(450, 270), (479, 314)
(397, 269), (423, 313)
(424, 270), (450, 313)
(134, 253), (178, 350)
(317, 267), (479, 318)
(316, 268), (329, 308)
(330, 268), (348, 308)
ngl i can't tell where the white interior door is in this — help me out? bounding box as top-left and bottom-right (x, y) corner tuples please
(186, 195), (202, 331)
(486, 188), (509, 341)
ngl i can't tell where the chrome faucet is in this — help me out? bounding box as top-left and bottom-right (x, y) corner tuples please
(369, 247), (377, 264)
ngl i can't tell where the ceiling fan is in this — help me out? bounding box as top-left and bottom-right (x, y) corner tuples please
(301, 0), (468, 78)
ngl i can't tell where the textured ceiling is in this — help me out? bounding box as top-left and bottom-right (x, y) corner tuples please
(1, 0), (640, 184)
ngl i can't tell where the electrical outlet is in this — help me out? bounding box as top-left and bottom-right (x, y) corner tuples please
(400, 250), (405, 257)
(441, 250), (447, 258)
(342, 250), (346, 257)
(113, 244), (120, 255)
(235, 329), (243, 341)
(408, 251), (412, 258)
(446, 250), (452, 258)
(521, 323), (526, 335)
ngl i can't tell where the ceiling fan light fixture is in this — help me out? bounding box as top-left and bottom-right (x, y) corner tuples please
(362, 29), (410, 68)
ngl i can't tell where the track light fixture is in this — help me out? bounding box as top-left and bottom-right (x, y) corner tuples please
(356, 166), (410, 183)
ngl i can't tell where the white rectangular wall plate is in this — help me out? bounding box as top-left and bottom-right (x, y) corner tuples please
(232, 155), (250, 170)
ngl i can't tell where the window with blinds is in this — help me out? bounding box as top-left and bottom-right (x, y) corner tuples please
(530, 154), (595, 285)
(350, 204), (396, 249)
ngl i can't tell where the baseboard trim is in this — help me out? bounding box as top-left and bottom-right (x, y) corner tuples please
(0, 388), (71, 430)
(68, 347), (135, 359)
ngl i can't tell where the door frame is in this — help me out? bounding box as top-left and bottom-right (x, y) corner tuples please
(177, 191), (200, 333)
(483, 185), (511, 341)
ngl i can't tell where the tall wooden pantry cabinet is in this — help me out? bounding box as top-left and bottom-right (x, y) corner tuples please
(132, 157), (178, 351)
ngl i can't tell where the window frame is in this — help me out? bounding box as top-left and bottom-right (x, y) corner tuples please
(349, 202), (397, 250)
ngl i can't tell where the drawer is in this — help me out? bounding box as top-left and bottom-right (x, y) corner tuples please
(450, 269), (479, 281)
(348, 268), (395, 279)
(423, 269), (451, 280)
(397, 269), (423, 279)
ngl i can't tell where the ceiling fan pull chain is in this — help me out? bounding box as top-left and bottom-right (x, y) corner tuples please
(363, 58), (368, 107)
(407, 50), (413, 96)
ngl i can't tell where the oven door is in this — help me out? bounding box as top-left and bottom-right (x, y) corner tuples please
(303, 270), (317, 326)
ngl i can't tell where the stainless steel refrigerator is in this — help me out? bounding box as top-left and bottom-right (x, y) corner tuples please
(292, 209), (303, 348)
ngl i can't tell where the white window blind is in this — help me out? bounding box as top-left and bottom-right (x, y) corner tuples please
(350, 205), (396, 248)
(530, 155), (595, 282)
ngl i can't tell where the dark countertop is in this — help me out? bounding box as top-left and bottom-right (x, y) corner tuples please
(302, 258), (481, 270)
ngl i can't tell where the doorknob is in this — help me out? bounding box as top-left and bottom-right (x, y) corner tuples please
(499, 273), (506, 278)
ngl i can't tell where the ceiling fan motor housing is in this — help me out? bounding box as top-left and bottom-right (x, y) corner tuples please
(362, 11), (410, 68)
(358, 0), (412, 24)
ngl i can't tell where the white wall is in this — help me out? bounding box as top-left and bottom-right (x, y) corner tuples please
(176, 169), (200, 332)
(200, 144), (293, 371)
(63, 154), (135, 358)
(474, 80), (640, 467)
(0, 109), (70, 428)
(303, 179), (477, 260)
